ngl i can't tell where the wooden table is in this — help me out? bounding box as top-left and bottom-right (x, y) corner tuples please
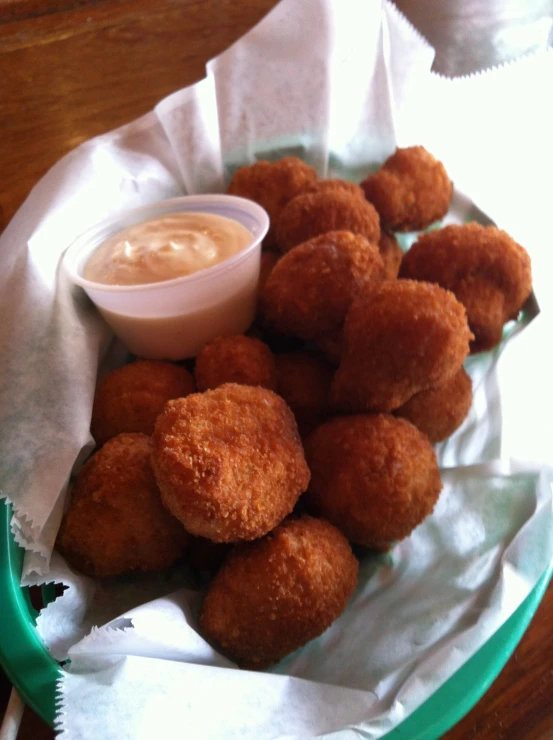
(1, 1), (552, 737)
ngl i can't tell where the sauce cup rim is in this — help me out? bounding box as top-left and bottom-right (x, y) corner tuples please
(62, 193), (270, 294)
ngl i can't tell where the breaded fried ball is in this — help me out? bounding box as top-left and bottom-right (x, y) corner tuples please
(395, 366), (472, 443)
(305, 178), (365, 199)
(57, 433), (189, 578)
(398, 223), (532, 352)
(304, 415), (442, 550)
(199, 515), (358, 668)
(331, 280), (473, 412)
(151, 384), (310, 543)
(194, 335), (276, 392)
(262, 231), (384, 342)
(378, 231), (403, 280)
(227, 157), (317, 249)
(360, 146), (452, 232)
(275, 190), (381, 253)
(91, 360), (195, 446)
(275, 351), (334, 437)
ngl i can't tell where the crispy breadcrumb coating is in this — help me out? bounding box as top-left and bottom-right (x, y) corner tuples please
(151, 384), (310, 542)
(395, 366), (472, 443)
(275, 351), (334, 437)
(305, 178), (365, 199)
(194, 335), (277, 392)
(361, 146), (452, 232)
(57, 433), (189, 578)
(275, 190), (380, 253)
(262, 231), (384, 342)
(227, 157), (317, 249)
(91, 360), (195, 446)
(399, 223), (532, 352)
(199, 515), (358, 668)
(331, 280), (473, 412)
(304, 414), (442, 550)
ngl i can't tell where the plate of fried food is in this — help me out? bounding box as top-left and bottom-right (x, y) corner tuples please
(47, 144), (549, 738)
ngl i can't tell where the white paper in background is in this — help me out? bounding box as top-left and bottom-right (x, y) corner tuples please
(400, 50), (553, 315)
(0, 0), (551, 738)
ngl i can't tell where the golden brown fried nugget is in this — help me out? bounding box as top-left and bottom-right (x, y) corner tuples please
(378, 231), (403, 280)
(275, 190), (380, 253)
(306, 229), (393, 364)
(194, 335), (277, 392)
(275, 351), (334, 437)
(57, 434), (189, 578)
(200, 515), (358, 668)
(91, 360), (195, 446)
(305, 178), (365, 199)
(262, 231), (384, 342)
(398, 223), (532, 353)
(304, 415), (442, 550)
(227, 157), (317, 249)
(331, 280), (473, 412)
(395, 366), (472, 443)
(361, 146), (452, 232)
(151, 384), (310, 543)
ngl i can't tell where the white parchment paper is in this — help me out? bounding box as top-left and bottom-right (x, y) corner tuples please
(1, 1), (552, 738)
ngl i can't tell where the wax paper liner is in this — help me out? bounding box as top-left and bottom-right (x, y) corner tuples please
(0, 0), (552, 738)
(50, 461), (553, 740)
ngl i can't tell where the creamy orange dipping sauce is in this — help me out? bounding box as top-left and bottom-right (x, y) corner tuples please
(84, 212), (253, 286)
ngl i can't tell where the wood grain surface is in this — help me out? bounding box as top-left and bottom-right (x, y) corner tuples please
(1, 1), (552, 738)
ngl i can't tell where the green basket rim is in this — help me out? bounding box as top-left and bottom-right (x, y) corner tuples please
(385, 558), (553, 738)
(1, 497), (551, 735)
(0, 501), (60, 725)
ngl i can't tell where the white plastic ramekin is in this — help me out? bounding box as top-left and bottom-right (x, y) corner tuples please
(63, 194), (270, 360)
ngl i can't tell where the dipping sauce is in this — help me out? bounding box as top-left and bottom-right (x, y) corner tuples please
(84, 212), (253, 286)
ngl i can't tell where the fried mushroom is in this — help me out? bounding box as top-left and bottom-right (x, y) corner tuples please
(227, 157), (318, 249)
(91, 360), (195, 446)
(200, 515), (358, 668)
(360, 146), (452, 232)
(304, 414), (442, 550)
(398, 223), (532, 352)
(194, 335), (276, 392)
(262, 230), (384, 343)
(275, 190), (380, 253)
(151, 384), (310, 542)
(57, 433), (189, 578)
(275, 350), (334, 437)
(331, 279), (473, 413)
(394, 366), (472, 443)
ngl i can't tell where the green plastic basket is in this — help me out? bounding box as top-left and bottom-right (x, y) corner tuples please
(0, 502), (60, 726)
(1, 497), (551, 736)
